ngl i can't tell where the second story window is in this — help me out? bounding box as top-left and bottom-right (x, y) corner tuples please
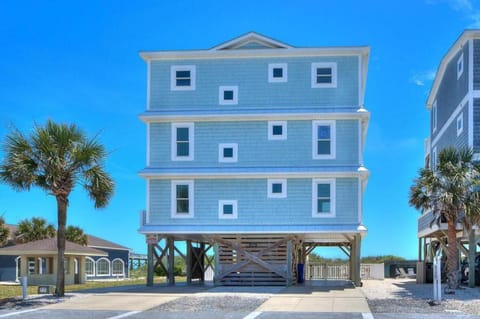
(268, 63), (287, 83)
(218, 200), (238, 219)
(171, 181), (194, 218)
(219, 143), (238, 163)
(171, 65), (196, 91)
(312, 120), (336, 159)
(312, 179), (336, 218)
(311, 62), (337, 88)
(268, 179), (287, 198)
(219, 86), (238, 105)
(172, 123), (194, 161)
(457, 113), (463, 136)
(268, 121), (287, 140)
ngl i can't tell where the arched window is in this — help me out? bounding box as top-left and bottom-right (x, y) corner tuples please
(85, 257), (95, 276)
(96, 258), (110, 276)
(112, 259), (125, 276)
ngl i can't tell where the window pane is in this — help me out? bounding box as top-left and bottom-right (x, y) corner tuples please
(272, 183), (283, 194)
(177, 143), (189, 156)
(317, 184), (330, 197)
(223, 90), (234, 100)
(316, 68), (332, 76)
(176, 185), (189, 198)
(85, 259), (94, 275)
(177, 199), (189, 213)
(317, 199), (331, 213)
(176, 128), (189, 141)
(223, 147), (233, 158)
(273, 68), (283, 78)
(176, 78), (191, 86)
(272, 125), (283, 136)
(317, 141), (331, 155)
(176, 70), (190, 78)
(317, 126), (330, 139)
(223, 204), (233, 215)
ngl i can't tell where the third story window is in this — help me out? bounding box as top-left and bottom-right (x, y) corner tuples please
(219, 143), (238, 162)
(313, 121), (336, 159)
(268, 121), (287, 140)
(311, 62), (337, 88)
(171, 65), (196, 91)
(172, 123), (194, 161)
(268, 63), (288, 83)
(219, 86), (238, 105)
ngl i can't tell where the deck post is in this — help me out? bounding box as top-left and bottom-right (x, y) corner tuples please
(200, 242), (206, 283)
(349, 242), (354, 281)
(287, 240), (293, 286)
(213, 242), (220, 285)
(186, 240), (192, 285)
(147, 243), (154, 286)
(167, 237), (175, 285)
(353, 234), (362, 286)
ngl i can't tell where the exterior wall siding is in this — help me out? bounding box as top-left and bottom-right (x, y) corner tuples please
(0, 255), (16, 281)
(432, 43), (469, 141)
(148, 177), (359, 226)
(474, 40), (480, 90)
(474, 98), (480, 152)
(149, 120), (359, 168)
(149, 56), (359, 110)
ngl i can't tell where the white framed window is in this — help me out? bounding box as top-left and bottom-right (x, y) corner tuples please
(432, 147), (437, 170)
(96, 258), (111, 276)
(171, 123), (194, 161)
(312, 120), (336, 159)
(171, 180), (194, 218)
(219, 86), (238, 105)
(112, 259), (125, 276)
(85, 257), (95, 276)
(219, 143), (238, 163)
(457, 53), (464, 79)
(311, 62), (337, 88)
(171, 65), (196, 91)
(268, 179), (287, 198)
(432, 101), (437, 133)
(268, 63), (287, 83)
(457, 112), (463, 136)
(312, 179), (336, 218)
(218, 200), (238, 219)
(268, 121), (287, 140)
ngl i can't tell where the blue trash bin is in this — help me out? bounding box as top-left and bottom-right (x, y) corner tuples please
(297, 263), (304, 283)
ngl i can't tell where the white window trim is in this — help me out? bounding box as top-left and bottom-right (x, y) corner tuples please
(432, 101), (437, 133)
(218, 143), (238, 163)
(311, 62), (337, 88)
(171, 180), (194, 218)
(96, 257), (111, 277)
(268, 121), (287, 140)
(85, 257), (95, 277)
(312, 120), (336, 159)
(268, 63), (288, 83)
(171, 123), (194, 161)
(432, 147), (437, 170)
(218, 200), (238, 219)
(112, 258), (125, 276)
(312, 179), (336, 218)
(457, 53), (464, 80)
(268, 179), (287, 198)
(457, 112), (464, 136)
(219, 86), (238, 105)
(170, 65), (196, 91)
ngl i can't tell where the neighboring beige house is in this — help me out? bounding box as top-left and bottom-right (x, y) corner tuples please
(0, 238), (107, 285)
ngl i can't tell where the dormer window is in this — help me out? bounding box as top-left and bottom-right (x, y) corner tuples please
(311, 62), (337, 88)
(171, 65), (196, 91)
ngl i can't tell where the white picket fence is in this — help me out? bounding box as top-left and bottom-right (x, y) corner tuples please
(306, 263), (384, 280)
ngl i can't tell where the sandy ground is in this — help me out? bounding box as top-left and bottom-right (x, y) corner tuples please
(361, 278), (480, 315)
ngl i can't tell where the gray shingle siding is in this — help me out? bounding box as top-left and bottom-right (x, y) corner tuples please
(474, 98), (480, 152)
(432, 43), (469, 141)
(474, 40), (480, 90)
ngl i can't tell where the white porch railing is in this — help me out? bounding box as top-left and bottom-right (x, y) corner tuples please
(305, 263), (384, 280)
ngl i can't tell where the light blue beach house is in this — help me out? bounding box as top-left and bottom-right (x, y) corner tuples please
(138, 32), (370, 286)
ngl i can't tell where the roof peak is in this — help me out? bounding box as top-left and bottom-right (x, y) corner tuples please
(211, 32), (293, 51)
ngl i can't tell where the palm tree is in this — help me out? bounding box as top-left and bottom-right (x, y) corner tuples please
(65, 225), (88, 246)
(0, 120), (114, 296)
(409, 147), (480, 288)
(15, 217), (56, 243)
(0, 216), (9, 247)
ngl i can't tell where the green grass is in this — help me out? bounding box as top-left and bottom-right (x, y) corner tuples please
(0, 276), (184, 300)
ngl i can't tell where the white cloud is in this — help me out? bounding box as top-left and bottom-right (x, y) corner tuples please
(410, 70), (436, 87)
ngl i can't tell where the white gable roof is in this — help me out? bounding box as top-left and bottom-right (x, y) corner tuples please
(211, 32), (293, 51)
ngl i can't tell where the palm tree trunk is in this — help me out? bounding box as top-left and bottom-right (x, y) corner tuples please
(56, 196), (67, 297)
(447, 220), (459, 287)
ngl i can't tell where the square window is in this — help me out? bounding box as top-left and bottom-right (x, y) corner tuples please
(457, 53), (464, 79)
(311, 62), (337, 88)
(171, 65), (196, 91)
(219, 200), (238, 219)
(171, 123), (194, 161)
(171, 181), (194, 218)
(312, 179), (335, 217)
(268, 179), (287, 198)
(219, 143), (238, 162)
(268, 121), (287, 140)
(219, 86), (238, 105)
(268, 63), (287, 83)
(313, 121), (336, 159)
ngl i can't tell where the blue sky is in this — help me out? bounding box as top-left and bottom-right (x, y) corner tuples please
(0, 0), (477, 259)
